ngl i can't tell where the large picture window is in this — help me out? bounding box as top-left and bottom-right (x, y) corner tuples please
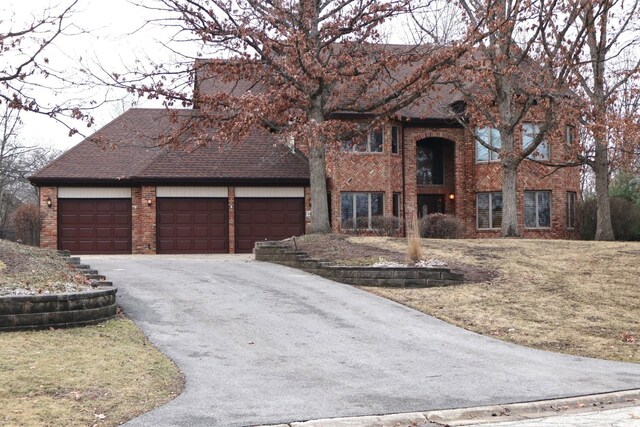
(340, 192), (384, 229)
(476, 127), (501, 162)
(524, 191), (551, 228)
(477, 192), (502, 229)
(523, 123), (549, 160)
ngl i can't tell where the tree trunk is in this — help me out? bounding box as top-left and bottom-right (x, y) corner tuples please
(501, 159), (520, 237)
(593, 140), (615, 240)
(308, 143), (331, 233)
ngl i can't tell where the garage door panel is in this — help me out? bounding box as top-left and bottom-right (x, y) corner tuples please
(58, 199), (131, 254)
(270, 213), (286, 224)
(113, 228), (130, 238)
(235, 197), (304, 253)
(112, 241), (130, 251)
(59, 226), (77, 237)
(156, 198), (228, 254)
(192, 213), (208, 224)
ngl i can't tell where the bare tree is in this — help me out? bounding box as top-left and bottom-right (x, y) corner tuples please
(564, 0), (640, 240)
(106, 0), (484, 233)
(0, 0), (102, 135)
(0, 104), (58, 230)
(443, 0), (585, 237)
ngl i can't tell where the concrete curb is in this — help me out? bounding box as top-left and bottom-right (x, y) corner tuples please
(255, 389), (640, 427)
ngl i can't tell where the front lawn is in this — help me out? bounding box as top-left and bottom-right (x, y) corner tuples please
(296, 235), (640, 363)
(0, 240), (184, 426)
(0, 317), (184, 426)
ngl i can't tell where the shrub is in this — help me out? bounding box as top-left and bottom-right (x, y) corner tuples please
(370, 216), (400, 236)
(609, 172), (640, 207)
(578, 197), (640, 241)
(11, 204), (43, 246)
(419, 213), (463, 239)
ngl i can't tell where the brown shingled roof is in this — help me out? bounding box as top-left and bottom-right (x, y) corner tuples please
(30, 108), (309, 185)
(194, 44), (464, 121)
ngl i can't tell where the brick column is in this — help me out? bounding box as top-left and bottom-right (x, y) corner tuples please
(228, 187), (235, 254)
(39, 187), (58, 249)
(132, 186), (156, 254)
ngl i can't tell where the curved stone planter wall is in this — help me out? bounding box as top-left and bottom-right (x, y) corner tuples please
(255, 241), (464, 287)
(0, 288), (117, 332)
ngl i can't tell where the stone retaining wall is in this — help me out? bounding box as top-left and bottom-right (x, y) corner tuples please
(0, 288), (117, 331)
(0, 251), (117, 331)
(255, 242), (464, 287)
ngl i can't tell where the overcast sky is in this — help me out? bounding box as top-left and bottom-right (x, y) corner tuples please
(4, 0), (411, 153)
(4, 0), (175, 151)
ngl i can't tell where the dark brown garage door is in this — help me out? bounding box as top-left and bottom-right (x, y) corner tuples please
(235, 198), (305, 253)
(58, 199), (132, 254)
(157, 198), (228, 254)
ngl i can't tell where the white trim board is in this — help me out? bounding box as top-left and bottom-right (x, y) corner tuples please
(156, 186), (229, 198)
(57, 187), (132, 199)
(235, 187), (305, 198)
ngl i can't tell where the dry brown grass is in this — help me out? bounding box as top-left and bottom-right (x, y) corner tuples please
(0, 317), (184, 427)
(348, 237), (640, 363)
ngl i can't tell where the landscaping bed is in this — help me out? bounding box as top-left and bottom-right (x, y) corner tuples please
(0, 240), (91, 296)
(294, 234), (640, 364)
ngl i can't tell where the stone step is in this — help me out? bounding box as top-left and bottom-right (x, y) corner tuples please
(91, 280), (113, 287)
(57, 250), (71, 257)
(85, 274), (106, 281)
(67, 257), (81, 265)
(78, 269), (99, 275)
(74, 264), (91, 270)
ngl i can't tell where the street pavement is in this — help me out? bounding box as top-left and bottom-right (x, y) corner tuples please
(84, 255), (640, 427)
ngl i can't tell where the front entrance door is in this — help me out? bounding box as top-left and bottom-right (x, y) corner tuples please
(418, 194), (445, 217)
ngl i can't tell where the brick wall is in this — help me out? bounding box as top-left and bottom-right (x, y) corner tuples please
(39, 187), (57, 249)
(326, 125), (404, 234)
(131, 186), (157, 254)
(324, 122), (580, 239)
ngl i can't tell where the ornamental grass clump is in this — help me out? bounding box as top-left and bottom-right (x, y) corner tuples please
(406, 216), (422, 264)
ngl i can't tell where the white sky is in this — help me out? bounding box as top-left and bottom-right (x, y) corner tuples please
(3, 0), (175, 151)
(4, 0), (412, 152)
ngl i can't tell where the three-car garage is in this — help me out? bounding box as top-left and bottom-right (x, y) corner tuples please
(55, 186), (306, 255)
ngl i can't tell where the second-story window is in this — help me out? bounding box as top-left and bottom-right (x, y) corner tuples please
(565, 125), (576, 146)
(523, 123), (550, 160)
(476, 127), (501, 162)
(391, 126), (399, 154)
(342, 128), (384, 153)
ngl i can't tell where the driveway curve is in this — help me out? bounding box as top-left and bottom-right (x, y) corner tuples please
(84, 255), (640, 427)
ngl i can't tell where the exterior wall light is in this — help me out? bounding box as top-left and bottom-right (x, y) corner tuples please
(449, 193), (455, 200)
(46, 196), (53, 208)
(147, 199), (152, 207)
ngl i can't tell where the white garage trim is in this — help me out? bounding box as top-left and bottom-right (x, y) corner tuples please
(58, 187), (132, 199)
(235, 187), (305, 198)
(156, 186), (229, 198)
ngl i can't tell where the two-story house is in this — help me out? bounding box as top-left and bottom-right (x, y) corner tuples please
(29, 56), (580, 254)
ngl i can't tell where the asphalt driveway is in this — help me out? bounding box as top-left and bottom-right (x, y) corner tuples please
(84, 255), (640, 427)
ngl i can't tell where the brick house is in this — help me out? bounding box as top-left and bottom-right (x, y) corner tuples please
(29, 59), (580, 255)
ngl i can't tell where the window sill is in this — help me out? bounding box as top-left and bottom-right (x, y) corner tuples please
(475, 160), (501, 164)
(524, 227), (552, 230)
